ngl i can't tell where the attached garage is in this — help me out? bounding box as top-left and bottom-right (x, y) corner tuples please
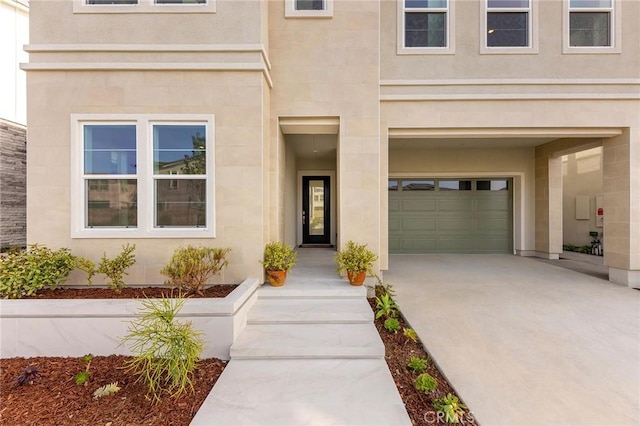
(389, 178), (513, 254)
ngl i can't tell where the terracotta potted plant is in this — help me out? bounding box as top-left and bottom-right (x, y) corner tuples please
(334, 240), (378, 286)
(261, 242), (297, 287)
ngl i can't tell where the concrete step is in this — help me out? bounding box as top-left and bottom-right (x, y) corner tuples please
(257, 282), (367, 299)
(230, 323), (384, 359)
(247, 298), (373, 324)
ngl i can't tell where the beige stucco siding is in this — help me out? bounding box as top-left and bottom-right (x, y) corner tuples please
(30, 0), (261, 45)
(27, 70), (267, 285)
(268, 0), (381, 261)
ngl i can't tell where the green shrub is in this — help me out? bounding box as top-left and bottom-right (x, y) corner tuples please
(375, 292), (398, 319)
(334, 240), (378, 274)
(403, 327), (418, 344)
(121, 296), (204, 402)
(74, 354), (94, 385)
(0, 244), (78, 299)
(384, 317), (401, 333)
(97, 244), (136, 292)
(161, 246), (231, 296)
(261, 242), (297, 271)
(407, 356), (429, 374)
(415, 373), (437, 394)
(433, 393), (467, 424)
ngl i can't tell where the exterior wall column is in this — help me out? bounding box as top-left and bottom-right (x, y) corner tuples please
(603, 129), (640, 287)
(535, 147), (563, 259)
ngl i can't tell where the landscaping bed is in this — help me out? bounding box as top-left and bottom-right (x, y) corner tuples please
(25, 284), (237, 299)
(0, 355), (226, 425)
(368, 298), (477, 425)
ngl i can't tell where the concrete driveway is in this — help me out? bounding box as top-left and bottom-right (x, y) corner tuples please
(385, 255), (640, 426)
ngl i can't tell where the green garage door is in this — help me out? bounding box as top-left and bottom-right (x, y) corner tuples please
(389, 178), (513, 254)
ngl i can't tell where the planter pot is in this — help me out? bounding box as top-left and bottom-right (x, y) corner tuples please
(266, 270), (287, 287)
(347, 271), (367, 286)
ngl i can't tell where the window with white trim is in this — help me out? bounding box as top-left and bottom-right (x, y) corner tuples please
(285, 0), (333, 17)
(75, 0), (215, 13)
(568, 0), (613, 47)
(485, 0), (531, 47)
(72, 115), (215, 238)
(403, 0), (449, 49)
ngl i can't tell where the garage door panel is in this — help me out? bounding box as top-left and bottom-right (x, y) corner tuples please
(478, 218), (511, 231)
(389, 178), (513, 254)
(402, 218), (436, 231)
(438, 199), (473, 211)
(477, 198), (510, 211)
(402, 200), (436, 211)
(438, 218), (472, 231)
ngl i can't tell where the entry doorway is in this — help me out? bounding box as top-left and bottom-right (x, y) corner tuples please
(302, 176), (331, 245)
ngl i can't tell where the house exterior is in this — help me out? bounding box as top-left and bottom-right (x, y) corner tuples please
(0, 0), (28, 249)
(23, 0), (639, 287)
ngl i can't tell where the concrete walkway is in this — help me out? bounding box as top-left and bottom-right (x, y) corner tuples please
(385, 254), (640, 426)
(191, 249), (411, 426)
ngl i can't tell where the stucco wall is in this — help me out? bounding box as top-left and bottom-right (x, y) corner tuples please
(26, 70), (267, 285)
(562, 147), (603, 247)
(268, 0), (381, 261)
(0, 0), (28, 125)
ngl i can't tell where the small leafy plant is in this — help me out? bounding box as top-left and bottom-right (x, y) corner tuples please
(433, 393), (468, 424)
(384, 317), (401, 333)
(261, 242), (297, 271)
(15, 365), (39, 386)
(93, 382), (121, 399)
(74, 354), (94, 385)
(403, 327), (418, 345)
(415, 373), (437, 394)
(375, 292), (398, 319)
(121, 296), (204, 402)
(97, 244), (136, 292)
(407, 356), (429, 374)
(334, 240), (378, 274)
(161, 246), (231, 296)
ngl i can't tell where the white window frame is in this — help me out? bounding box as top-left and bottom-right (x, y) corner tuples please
(397, 0), (455, 55)
(73, 0), (216, 14)
(563, 0), (621, 54)
(285, 0), (333, 18)
(71, 114), (216, 238)
(480, 0), (538, 54)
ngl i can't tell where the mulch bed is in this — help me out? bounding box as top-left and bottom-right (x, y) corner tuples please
(25, 284), (238, 299)
(0, 356), (226, 426)
(368, 298), (477, 425)
(0, 285), (237, 425)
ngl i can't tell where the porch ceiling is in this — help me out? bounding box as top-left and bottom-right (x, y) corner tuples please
(286, 134), (337, 162)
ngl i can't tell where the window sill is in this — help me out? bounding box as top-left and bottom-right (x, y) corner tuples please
(562, 45), (621, 54)
(397, 47), (455, 55)
(73, 2), (216, 14)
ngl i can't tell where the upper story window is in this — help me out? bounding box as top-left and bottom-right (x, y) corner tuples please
(285, 0), (333, 17)
(398, 0), (454, 54)
(564, 0), (620, 53)
(75, 0), (214, 13)
(481, 0), (537, 54)
(569, 0), (611, 46)
(71, 115), (215, 238)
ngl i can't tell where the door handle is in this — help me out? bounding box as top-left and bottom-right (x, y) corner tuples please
(302, 211), (306, 225)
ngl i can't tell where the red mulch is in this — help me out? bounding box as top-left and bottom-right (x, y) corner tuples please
(368, 298), (477, 426)
(26, 284), (238, 299)
(0, 355), (226, 426)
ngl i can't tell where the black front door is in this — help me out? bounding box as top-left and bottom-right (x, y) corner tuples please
(302, 176), (330, 245)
